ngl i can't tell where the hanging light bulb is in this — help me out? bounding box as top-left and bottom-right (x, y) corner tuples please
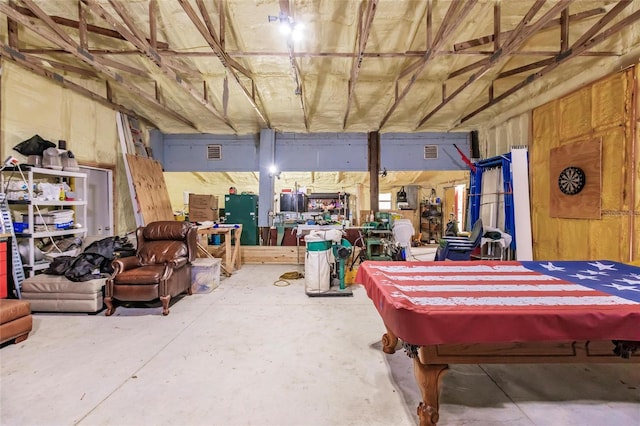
(291, 22), (305, 42)
(279, 21), (292, 36)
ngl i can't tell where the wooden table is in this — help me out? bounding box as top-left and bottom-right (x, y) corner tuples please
(197, 225), (243, 275)
(356, 260), (640, 425)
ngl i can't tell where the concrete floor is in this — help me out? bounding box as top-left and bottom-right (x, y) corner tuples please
(1, 253), (639, 426)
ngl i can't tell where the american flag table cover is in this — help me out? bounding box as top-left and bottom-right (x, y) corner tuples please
(355, 260), (640, 346)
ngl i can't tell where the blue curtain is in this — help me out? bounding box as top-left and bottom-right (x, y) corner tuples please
(469, 153), (517, 250)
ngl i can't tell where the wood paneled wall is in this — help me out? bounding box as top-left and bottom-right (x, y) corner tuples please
(531, 68), (639, 262)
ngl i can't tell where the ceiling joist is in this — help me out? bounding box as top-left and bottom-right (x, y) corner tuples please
(12, 4), (170, 49)
(0, 1), (637, 134)
(461, 1), (639, 124)
(279, 0), (308, 130)
(378, 0), (479, 129)
(0, 42), (155, 127)
(83, 0), (235, 132)
(178, 0), (270, 127)
(343, 0), (378, 129)
(0, 1), (197, 129)
(453, 6), (607, 52)
(417, 0), (575, 129)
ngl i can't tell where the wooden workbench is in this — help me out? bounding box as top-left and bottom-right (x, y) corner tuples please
(197, 225), (243, 275)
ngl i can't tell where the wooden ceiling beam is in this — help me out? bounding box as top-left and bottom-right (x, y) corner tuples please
(343, 0), (378, 129)
(396, 1), (469, 85)
(378, 0), (479, 129)
(495, 57), (555, 80)
(84, 0), (235, 131)
(279, 0), (308, 130)
(0, 42), (155, 128)
(78, 2), (87, 49)
(34, 57), (98, 78)
(560, 8), (569, 52)
(493, 1), (500, 51)
(461, 4), (640, 124)
(501, 0), (548, 52)
(449, 48), (614, 80)
(149, 0), (157, 50)
(417, 0), (574, 128)
(1, 1), (197, 129)
(288, 45), (308, 130)
(17, 48), (620, 59)
(218, 0), (225, 50)
(12, 4), (170, 50)
(7, 17), (18, 47)
(454, 7), (606, 52)
(426, 0), (432, 49)
(194, 0), (250, 79)
(8, 17), (148, 78)
(179, 0), (269, 126)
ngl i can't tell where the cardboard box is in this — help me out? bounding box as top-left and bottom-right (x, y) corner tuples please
(191, 258), (221, 293)
(189, 194), (218, 222)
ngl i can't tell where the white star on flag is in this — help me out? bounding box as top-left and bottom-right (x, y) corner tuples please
(588, 261), (617, 271)
(580, 270), (608, 276)
(570, 273), (599, 280)
(615, 278), (640, 286)
(630, 273), (640, 280)
(541, 262), (565, 271)
(604, 283), (640, 291)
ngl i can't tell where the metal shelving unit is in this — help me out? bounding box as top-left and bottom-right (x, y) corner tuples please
(1, 166), (87, 277)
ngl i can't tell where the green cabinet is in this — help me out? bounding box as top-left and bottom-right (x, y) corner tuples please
(224, 194), (259, 245)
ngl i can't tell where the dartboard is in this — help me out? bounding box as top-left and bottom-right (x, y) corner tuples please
(558, 166), (586, 195)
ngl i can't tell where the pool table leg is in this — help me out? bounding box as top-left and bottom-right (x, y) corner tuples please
(381, 324), (398, 354)
(413, 356), (448, 426)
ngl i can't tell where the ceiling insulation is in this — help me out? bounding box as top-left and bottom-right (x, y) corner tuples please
(1, 0), (639, 135)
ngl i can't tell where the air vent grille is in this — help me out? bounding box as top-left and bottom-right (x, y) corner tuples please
(207, 144), (222, 160)
(424, 145), (438, 159)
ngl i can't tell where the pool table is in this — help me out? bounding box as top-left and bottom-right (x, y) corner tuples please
(356, 260), (640, 426)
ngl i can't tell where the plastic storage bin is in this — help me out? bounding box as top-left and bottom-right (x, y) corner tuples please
(190, 258), (221, 294)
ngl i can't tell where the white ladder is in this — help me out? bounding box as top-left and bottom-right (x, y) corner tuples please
(0, 193), (25, 298)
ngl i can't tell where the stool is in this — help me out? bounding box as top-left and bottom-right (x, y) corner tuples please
(0, 299), (33, 345)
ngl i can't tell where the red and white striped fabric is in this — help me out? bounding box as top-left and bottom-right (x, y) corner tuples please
(356, 260), (640, 345)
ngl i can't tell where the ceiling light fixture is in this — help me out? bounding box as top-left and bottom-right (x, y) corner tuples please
(268, 12), (304, 42)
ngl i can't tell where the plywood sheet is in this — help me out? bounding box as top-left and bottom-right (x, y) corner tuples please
(126, 154), (174, 224)
(549, 138), (602, 219)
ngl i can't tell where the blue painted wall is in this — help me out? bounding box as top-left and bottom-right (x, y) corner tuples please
(160, 131), (470, 172)
(381, 132), (470, 171)
(275, 133), (368, 172)
(162, 134), (259, 172)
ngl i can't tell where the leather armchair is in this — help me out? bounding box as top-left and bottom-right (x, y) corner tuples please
(105, 221), (198, 316)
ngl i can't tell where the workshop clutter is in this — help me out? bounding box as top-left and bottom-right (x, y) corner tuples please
(188, 193), (218, 222)
(13, 135), (79, 171)
(4, 181), (73, 202)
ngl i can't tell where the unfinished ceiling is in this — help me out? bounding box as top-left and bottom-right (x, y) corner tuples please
(2, 0), (640, 135)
